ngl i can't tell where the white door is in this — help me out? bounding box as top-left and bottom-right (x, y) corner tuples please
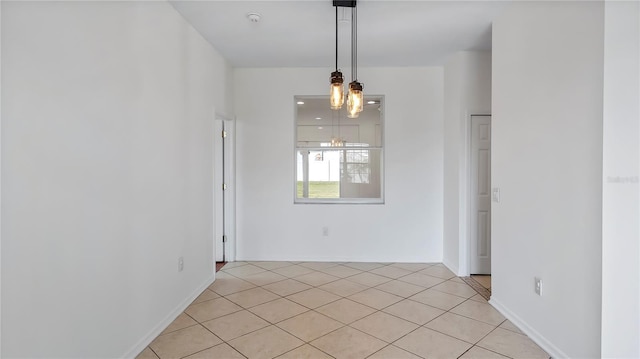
(214, 120), (226, 262)
(470, 115), (491, 274)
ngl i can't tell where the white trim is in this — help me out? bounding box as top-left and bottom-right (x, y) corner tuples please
(214, 113), (237, 263)
(123, 274), (216, 359)
(490, 297), (568, 359)
(224, 119), (237, 262)
(237, 256), (444, 263)
(213, 119), (224, 262)
(461, 111), (491, 277)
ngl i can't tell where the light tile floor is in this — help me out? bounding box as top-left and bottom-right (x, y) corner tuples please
(471, 275), (492, 290)
(137, 262), (549, 359)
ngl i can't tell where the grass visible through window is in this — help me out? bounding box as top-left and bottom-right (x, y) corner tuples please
(297, 181), (339, 198)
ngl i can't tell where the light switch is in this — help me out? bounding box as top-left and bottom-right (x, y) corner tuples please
(492, 187), (500, 203)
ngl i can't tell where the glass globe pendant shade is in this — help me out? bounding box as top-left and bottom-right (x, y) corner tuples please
(330, 71), (345, 110)
(347, 81), (364, 118)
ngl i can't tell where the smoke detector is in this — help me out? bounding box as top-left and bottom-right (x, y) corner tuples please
(247, 13), (261, 23)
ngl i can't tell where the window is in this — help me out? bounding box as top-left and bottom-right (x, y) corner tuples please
(295, 96), (384, 204)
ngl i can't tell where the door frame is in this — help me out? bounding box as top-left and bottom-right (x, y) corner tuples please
(214, 113), (236, 264)
(460, 111), (491, 277)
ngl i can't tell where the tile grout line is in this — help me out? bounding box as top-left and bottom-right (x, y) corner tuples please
(254, 264), (531, 358)
(147, 346), (161, 359)
(363, 343), (412, 359)
(468, 324), (517, 359)
(223, 264), (477, 327)
(314, 269), (494, 356)
(220, 267), (469, 318)
(461, 275), (492, 300)
(176, 337), (248, 359)
(146, 263), (538, 359)
(222, 262), (448, 358)
(218, 278), (344, 359)
(353, 296), (495, 358)
(445, 296), (506, 327)
(305, 340), (339, 358)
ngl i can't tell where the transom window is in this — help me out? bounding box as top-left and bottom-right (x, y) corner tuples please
(295, 96), (384, 204)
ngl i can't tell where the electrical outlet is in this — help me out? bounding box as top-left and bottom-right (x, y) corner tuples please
(178, 257), (184, 272)
(534, 277), (542, 296)
(322, 226), (329, 236)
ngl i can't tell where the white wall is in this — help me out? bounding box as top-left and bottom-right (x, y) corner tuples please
(601, 1), (640, 357)
(1, 2), (232, 357)
(443, 51), (491, 275)
(234, 67), (443, 262)
(491, 2), (604, 358)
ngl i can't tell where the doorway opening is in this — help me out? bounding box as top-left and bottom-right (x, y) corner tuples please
(214, 116), (235, 272)
(469, 114), (491, 274)
(467, 114), (492, 293)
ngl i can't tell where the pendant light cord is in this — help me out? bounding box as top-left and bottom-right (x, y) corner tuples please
(351, 7), (354, 82)
(354, 6), (357, 81)
(335, 6), (339, 71)
(350, 5), (357, 81)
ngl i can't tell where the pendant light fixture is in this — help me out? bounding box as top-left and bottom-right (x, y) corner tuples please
(346, 2), (364, 119)
(330, 6), (344, 110)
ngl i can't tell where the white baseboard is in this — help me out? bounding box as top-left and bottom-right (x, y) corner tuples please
(236, 256), (443, 263)
(123, 274), (217, 359)
(489, 297), (568, 359)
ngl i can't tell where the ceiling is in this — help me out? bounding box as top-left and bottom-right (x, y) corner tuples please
(169, 1), (507, 68)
